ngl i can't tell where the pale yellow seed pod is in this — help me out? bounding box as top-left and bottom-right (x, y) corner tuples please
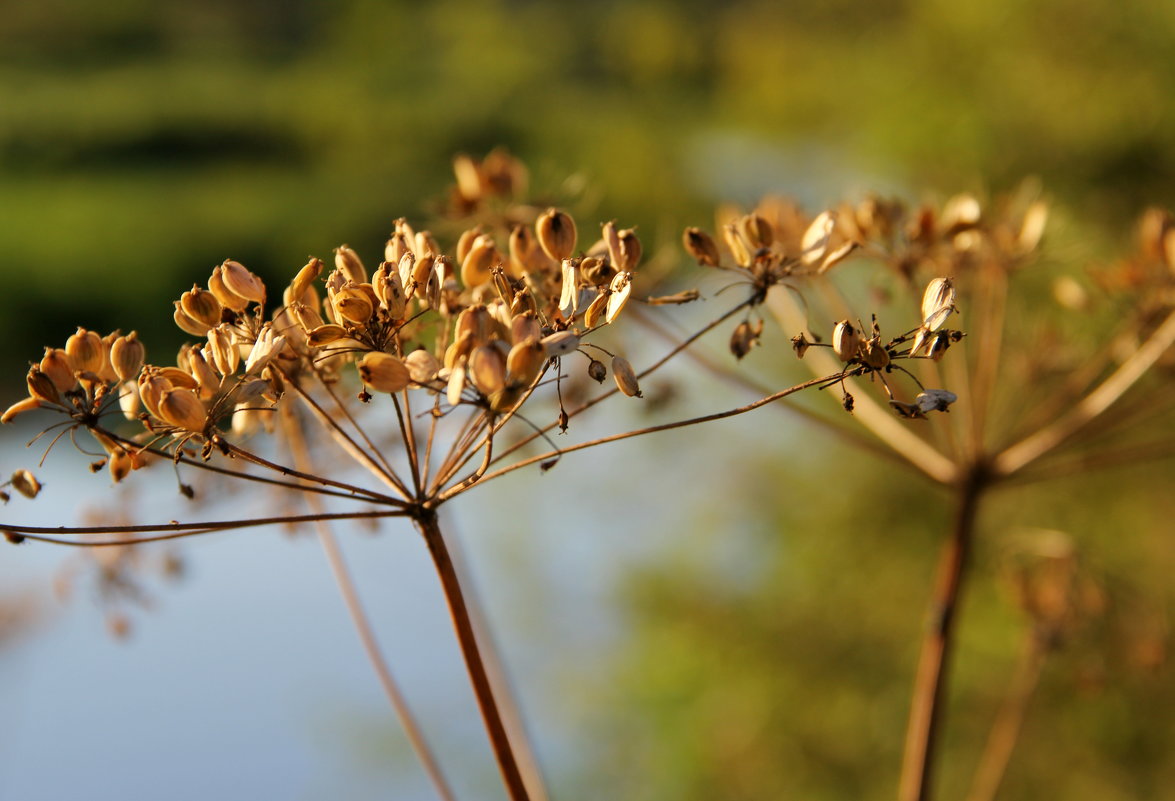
(860, 338), (891, 370)
(110, 331), (146, 383)
(174, 302), (212, 337)
(583, 291), (609, 329)
(157, 366), (199, 390)
(683, 227), (721, 267)
(461, 234), (498, 288)
(308, 324), (349, 347)
(605, 271), (633, 324)
(137, 371), (171, 420)
(334, 245), (367, 285)
(505, 337), (545, 388)
(452, 153), (484, 203)
(611, 356), (642, 398)
(404, 349), (440, 385)
(469, 344), (507, 397)
(373, 262), (407, 319)
(921, 277), (956, 331)
(536, 208), (577, 262)
(454, 305), (492, 348)
(118, 380), (140, 420)
(542, 330), (579, 358)
(206, 325), (240, 376)
(358, 352), (410, 393)
(739, 213), (774, 250)
(65, 327), (105, 375)
(187, 346), (220, 399)
(801, 211), (835, 266)
(287, 258), (324, 307)
(508, 224), (539, 277)
(456, 226), (483, 265)
(208, 266), (251, 312)
(722, 223), (752, 267)
(559, 259), (580, 316)
(11, 469), (42, 498)
(416, 231), (440, 260)
(510, 312), (542, 345)
(180, 285), (223, 328)
(832, 321), (863, 362)
(158, 388), (207, 431)
(40, 348), (75, 393)
(447, 360), (467, 407)
(397, 252), (417, 296)
(386, 231), (412, 266)
(333, 285), (375, 325)
(219, 260), (266, 305)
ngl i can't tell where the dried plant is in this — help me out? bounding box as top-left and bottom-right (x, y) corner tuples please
(0, 152), (959, 801)
(677, 188), (1175, 800)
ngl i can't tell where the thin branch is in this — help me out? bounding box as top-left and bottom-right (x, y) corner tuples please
(394, 390), (423, 498)
(993, 307), (1175, 477)
(224, 441), (407, 507)
(2, 510), (403, 539)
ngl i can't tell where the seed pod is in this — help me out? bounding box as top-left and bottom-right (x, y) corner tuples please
(386, 231), (412, 266)
(137, 371), (171, 420)
(921, 277), (956, 331)
(206, 325), (240, 375)
(469, 344), (507, 397)
(358, 352), (410, 393)
(611, 356), (642, 398)
(40, 348), (75, 393)
(683, 227), (721, 267)
(455, 305), (492, 348)
(583, 291), (610, 329)
(244, 326), (286, 375)
(333, 285), (375, 325)
(452, 153), (484, 203)
(286, 258), (324, 307)
(11, 469), (42, 498)
(941, 193), (981, 233)
(832, 320), (862, 362)
(158, 387), (207, 431)
(335, 245), (368, 285)
(614, 228), (642, 272)
(373, 262), (407, 319)
(26, 366), (60, 405)
(542, 331), (580, 358)
(2, 397), (42, 424)
(234, 378), (271, 406)
(456, 226), (483, 265)
(186, 346), (220, 398)
(110, 331), (146, 382)
(404, 349), (440, 384)
(559, 259), (580, 316)
(446, 360), (467, 407)
(791, 333), (811, 359)
(506, 337), (546, 387)
(739, 213), (773, 250)
(915, 388), (958, 413)
(510, 311), (542, 345)
(722, 223), (752, 267)
(508, 224), (541, 276)
(416, 231), (440, 260)
(729, 320), (763, 360)
(801, 211), (835, 265)
(118, 380), (140, 420)
(207, 266), (250, 312)
(461, 234), (499, 288)
(307, 324), (349, 347)
(587, 359), (606, 383)
(219, 260), (266, 305)
(605, 271), (632, 324)
(108, 446), (132, 483)
(536, 208), (577, 262)
(173, 302), (211, 337)
(860, 338), (890, 370)
(65, 328), (105, 375)
(1018, 201), (1048, 254)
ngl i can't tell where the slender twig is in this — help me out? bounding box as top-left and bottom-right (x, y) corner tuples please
(2, 510), (404, 540)
(279, 402), (457, 801)
(417, 511), (532, 801)
(898, 465), (989, 801)
(965, 631), (1046, 801)
(393, 391), (423, 497)
(223, 441), (408, 506)
(993, 307), (1175, 477)
(321, 376), (404, 484)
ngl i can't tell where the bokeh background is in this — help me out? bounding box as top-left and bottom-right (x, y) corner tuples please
(2, 1), (1174, 799)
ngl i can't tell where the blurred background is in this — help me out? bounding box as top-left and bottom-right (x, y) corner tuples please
(2, 0), (1174, 799)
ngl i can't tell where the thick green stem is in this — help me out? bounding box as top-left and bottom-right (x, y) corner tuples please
(898, 465), (988, 801)
(418, 511), (531, 801)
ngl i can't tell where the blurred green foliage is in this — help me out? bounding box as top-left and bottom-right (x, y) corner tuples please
(3, 0), (1174, 797)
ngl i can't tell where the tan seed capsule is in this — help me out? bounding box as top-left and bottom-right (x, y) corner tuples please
(536, 208), (577, 262)
(108, 446), (132, 483)
(40, 348), (75, 393)
(373, 262), (407, 319)
(729, 320), (762, 360)
(118, 380), (140, 420)
(722, 223), (752, 267)
(456, 226), (484, 265)
(460, 234), (498, 288)
(860, 338), (891, 370)
(287, 258), (324, 306)
(174, 302), (211, 337)
(683, 227), (721, 267)
(207, 266), (251, 312)
(587, 359), (606, 383)
(832, 320), (863, 362)
(180, 285), (223, 328)
(508, 224), (541, 277)
(11, 469), (42, 498)
(65, 328), (105, 374)
(26, 366), (60, 405)
(187, 346), (220, 398)
(542, 331), (580, 358)
(510, 312), (542, 345)
(801, 211), (836, 265)
(110, 331), (145, 382)
(137, 372), (170, 420)
(791, 333), (811, 359)
(416, 231), (440, 260)
(611, 356), (642, 398)
(333, 285), (375, 325)
(358, 352), (410, 393)
(469, 344), (507, 397)
(615, 228), (642, 272)
(447, 360), (467, 407)
(739, 213), (773, 249)
(559, 259), (580, 316)
(404, 349), (440, 384)
(921, 277), (956, 331)
(583, 291), (610, 329)
(506, 337), (545, 388)
(606, 271), (633, 324)
(334, 245), (367, 285)
(307, 324), (349, 347)
(219, 260), (266, 305)
(206, 325), (240, 375)
(158, 387), (207, 431)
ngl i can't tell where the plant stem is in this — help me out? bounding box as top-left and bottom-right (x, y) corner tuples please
(965, 631), (1046, 801)
(898, 464), (988, 801)
(417, 511), (531, 801)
